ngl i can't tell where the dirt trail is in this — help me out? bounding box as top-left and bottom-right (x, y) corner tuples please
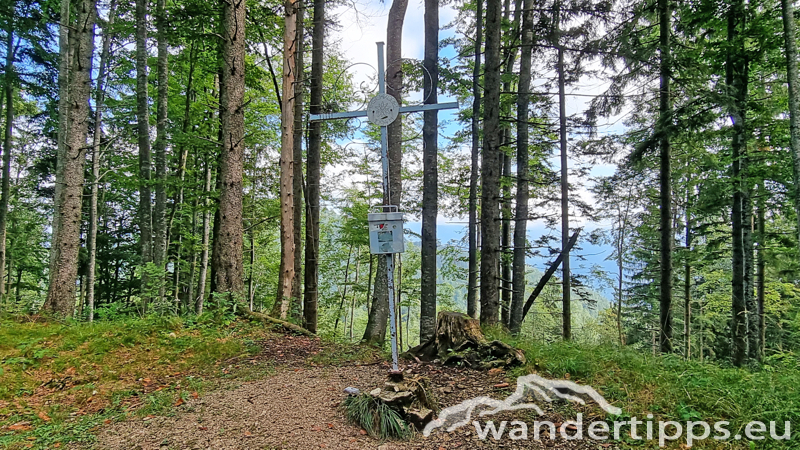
(93, 335), (607, 450)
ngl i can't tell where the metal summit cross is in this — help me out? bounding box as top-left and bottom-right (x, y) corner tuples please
(309, 42), (458, 371)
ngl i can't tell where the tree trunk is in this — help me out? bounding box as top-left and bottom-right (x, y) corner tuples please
(658, 0), (673, 353)
(135, 0), (153, 311)
(757, 182), (766, 359)
(479, 0), (502, 326)
(44, 0), (96, 317)
(196, 157), (212, 314)
(212, 0), (247, 298)
(274, 0), (298, 318)
(500, 151), (511, 327)
(153, 0), (169, 301)
(556, 7), (571, 340)
(728, 0), (748, 366)
(684, 194), (691, 359)
(420, 0), (439, 342)
(509, 0), (533, 335)
(86, 1), (116, 322)
(51, 0), (71, 272)
(781, 0), (800, 255)
(291, 0), (305, 319)
(467, 0), (483, 319)
(744, 187), (759, 359)
(0, 14), (15, 304)
(303, 0), (324, 333)
(363, 0), (409, 345)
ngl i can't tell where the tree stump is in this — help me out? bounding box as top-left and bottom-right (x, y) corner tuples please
(404, 311), (526, 369)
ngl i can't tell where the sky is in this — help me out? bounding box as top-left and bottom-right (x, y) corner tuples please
(326, 0), (630, 296)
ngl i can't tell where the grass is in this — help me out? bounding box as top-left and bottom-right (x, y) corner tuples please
(486, 328), (800, 449)
(0, 314), (274, 449)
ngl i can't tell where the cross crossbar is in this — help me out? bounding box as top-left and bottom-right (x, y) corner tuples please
(308, 101), (459, 122)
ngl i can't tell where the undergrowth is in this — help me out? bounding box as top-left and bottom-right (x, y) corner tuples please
(342, 393), (412, 440)
(486, 328), (799, 449)
(0, 314), (273, 449)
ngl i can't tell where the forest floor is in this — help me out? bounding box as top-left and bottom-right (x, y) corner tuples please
(94, 333), (606, 450)
(2, 316), (797, 449)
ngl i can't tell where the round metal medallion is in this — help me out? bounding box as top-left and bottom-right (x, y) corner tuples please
(367, 93), (400, 126)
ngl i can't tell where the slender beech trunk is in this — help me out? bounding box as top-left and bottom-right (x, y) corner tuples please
(757, 183), (766, 359)
(135, 0), (153, 311)
(86, 1), (116, 322)
(509, 0), (533, 335)
(501, 152), (511, 327)
(0, 16), (15, 304)
(44, 0), (96, 317)
(212, 0), (246, 298)
(196, 157), (212, 314)
(745, 186), (758, 359)
(291, 0), (305, 317)
(479, 0), (502, 326)
(334, 245), (354, 337)
(556, 8), (571, 340)
(658, 0), (673, 352)
(781, 0), (800, 253)
(304, 0), (324, 332)
(274, 0), (298, 318)
(420, 0), (439, 341)
(467, 0), (483, 319)
(153, 0), (169, 301)
(363, 0), (409, 344)
(684, 194), (692, 359)
(249, 229), (256, 310)
(728, 0), (748, 366)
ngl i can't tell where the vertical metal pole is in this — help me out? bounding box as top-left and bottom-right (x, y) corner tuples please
(376, 42), (399, 371)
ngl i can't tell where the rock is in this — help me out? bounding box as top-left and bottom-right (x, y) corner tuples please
(369, 388), (382, 396)
(344, 387), (360, 395)
(377, 390), (414, 407)
(406, 407), (434, 430)
(442, 386), (453, 394)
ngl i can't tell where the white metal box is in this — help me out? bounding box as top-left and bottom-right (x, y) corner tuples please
(368, 206), (405, 254)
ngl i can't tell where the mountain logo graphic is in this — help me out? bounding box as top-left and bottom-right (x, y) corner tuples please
(422, 374), (622, 437)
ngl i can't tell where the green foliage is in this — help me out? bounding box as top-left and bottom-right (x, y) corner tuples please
(341, 394), (412, 440)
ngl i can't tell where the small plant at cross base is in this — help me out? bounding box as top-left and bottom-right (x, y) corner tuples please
(342, 393), (412, 440)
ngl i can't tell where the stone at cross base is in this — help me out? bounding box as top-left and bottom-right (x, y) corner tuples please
(403, 311), (526, 369)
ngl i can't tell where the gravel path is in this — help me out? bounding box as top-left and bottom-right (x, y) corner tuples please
(93, 336), (612, 450)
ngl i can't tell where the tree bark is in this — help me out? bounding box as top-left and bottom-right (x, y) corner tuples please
(291, 0), (305, 318)
(196, 156), (212, 314)
(479, 0), (502, 326)
(0, 12), (15, 304)
(728, 0), (748, 366)
(420, 0), (439, 342)
(212, 0), (247, 299)
(509, 0), (533, 335)
(757, 182), (766, 359)
(781, 0), (800, 255)
(44, 0), (96, 317)
(556, 7), (571, 340)
(303, 0), (324, 333)
(135, 0), (153, 311)
(274, 0), (298, 318)
(86, 0), (116, 322)
(684, 192), (691, 358)
(658, 0), (673, 353)
(51, 0), (71, 272)
(363, 0), (409, 345)
(467, 0), (483, 319)
(153, 0), (169, 301)
(744, 187), (759, 359)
